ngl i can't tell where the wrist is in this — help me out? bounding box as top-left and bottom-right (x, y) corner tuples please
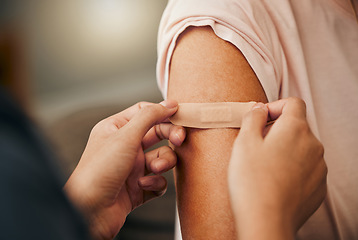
(233, 204), (295, 240)
(64, 171), (131, 240)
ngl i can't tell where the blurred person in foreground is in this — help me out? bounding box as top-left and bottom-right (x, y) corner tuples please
(0, 27), (326, 240)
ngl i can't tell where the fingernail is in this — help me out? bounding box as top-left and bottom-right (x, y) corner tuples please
(252, 102), (267, 110)
(154, 159), (168, 173)
(175, 128), (186, 144)
(160, 100), (177, 109)
(139, 178), (153, 187)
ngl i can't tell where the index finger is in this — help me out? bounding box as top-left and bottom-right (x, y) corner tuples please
(109, 101), (153, 123)
(238, 103), (269, 140)
(106, 101), (172, 129)
(119, 100), (179, 145)
(266, 97), (307, 121)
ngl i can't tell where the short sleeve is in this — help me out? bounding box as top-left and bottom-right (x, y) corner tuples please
(156, 0), (283, 102)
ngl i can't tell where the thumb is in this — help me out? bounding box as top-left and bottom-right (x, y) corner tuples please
(120, 100), (178, 144)
(238, 103), (269, 140)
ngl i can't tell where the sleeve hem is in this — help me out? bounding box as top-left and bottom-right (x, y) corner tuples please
(157, 17), (280, 102)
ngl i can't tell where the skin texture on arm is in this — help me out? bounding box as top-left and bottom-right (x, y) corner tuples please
(168, 26), (268, 239)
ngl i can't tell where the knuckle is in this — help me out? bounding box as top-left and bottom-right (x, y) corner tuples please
(299, 120), (310, 133)
(160, 145), (173, 154)
(91, 119), (107, 133)
(161, 146), (176, 159)
(288, 116), (309, 132)
(323, 161), (328, 176)
(104, 117), (118, 126)
(320, 161), (328, 189)
(136, 101), (151, 110)
(288, 96), (304, 105)
(317, 141), (325, 157)
(141, 104), (159, 115)
(154, 124), (165, 140)
(154, 124), (167, 140)
(289, 97), (307, 110)
(320, 181), (328, 201)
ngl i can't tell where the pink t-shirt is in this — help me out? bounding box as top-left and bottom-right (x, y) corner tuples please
(156, 0), (358, 239)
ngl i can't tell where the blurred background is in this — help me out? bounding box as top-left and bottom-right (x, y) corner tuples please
(1, 0), (176, 239)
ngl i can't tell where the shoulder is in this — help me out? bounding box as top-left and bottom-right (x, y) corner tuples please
(158, 0), (291, 100)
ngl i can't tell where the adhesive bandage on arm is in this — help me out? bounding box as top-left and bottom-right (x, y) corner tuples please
(169, 102), (256, 129)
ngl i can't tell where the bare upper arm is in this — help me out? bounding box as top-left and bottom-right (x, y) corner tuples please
(168, 26), (268, 239)
(168, 26), (267, 103)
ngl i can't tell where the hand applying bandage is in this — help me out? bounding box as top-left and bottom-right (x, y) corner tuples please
(228, 98), (327, 240)
(64, 100), (186, 240)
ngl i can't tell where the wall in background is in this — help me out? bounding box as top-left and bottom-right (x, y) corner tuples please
(2, 0), (168, 123)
